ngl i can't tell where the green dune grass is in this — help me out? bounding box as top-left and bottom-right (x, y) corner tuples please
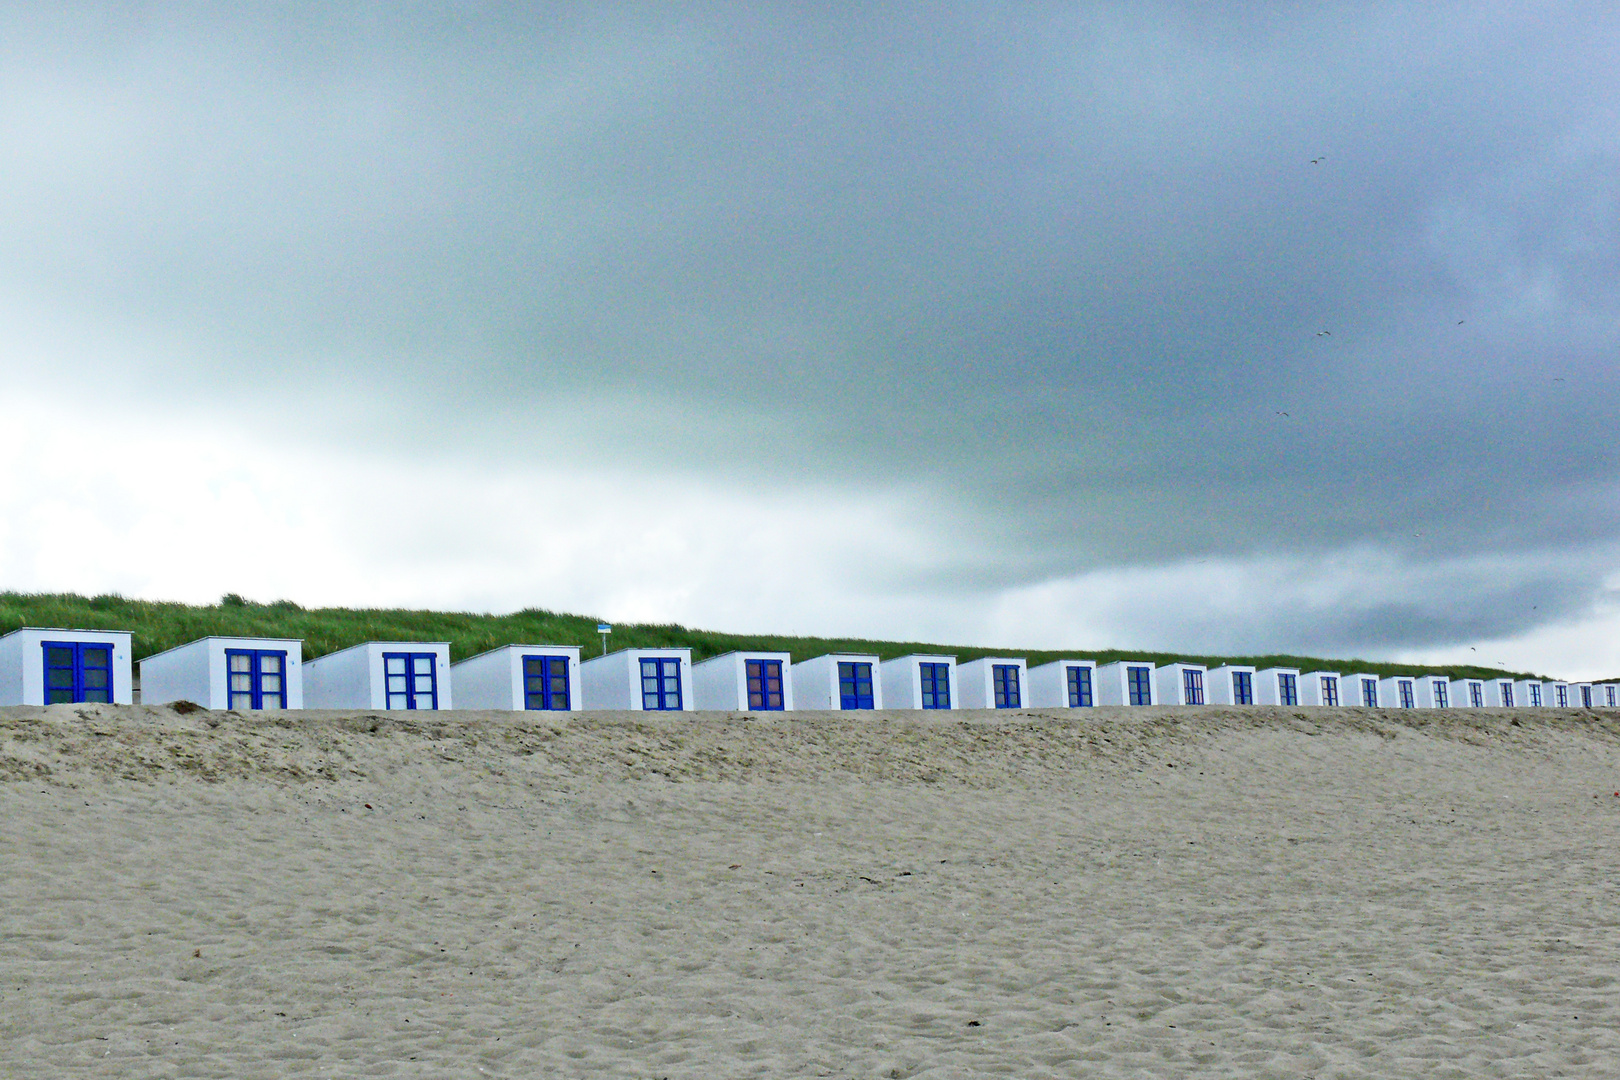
(0, 591), (1546, 683)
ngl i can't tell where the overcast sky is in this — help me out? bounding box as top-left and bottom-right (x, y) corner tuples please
(3, 3), (1618, 675)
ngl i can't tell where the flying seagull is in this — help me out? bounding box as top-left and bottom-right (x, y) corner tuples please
(1316, 330), (1332, 337)
(1310, 156), (1326, 164)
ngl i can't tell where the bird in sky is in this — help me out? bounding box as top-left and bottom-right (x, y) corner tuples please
(1310, 156), (1326, 164)
(1277, 411), (1290, 417)
(1316, 330), (1331, 337)
(1457, 319), (1465, 325)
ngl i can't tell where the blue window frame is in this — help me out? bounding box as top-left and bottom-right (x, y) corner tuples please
(919, 663), (951, 709)
(1182, 668), (1204, 705)
(43, 641), (113, 705)
(1529, 684), (1542, 707)
(1232, 671), (1253, 705)
(992, 664), (1021, 708)
(1398, 680), (1414, 708)
(1469, 681), (1484, 708)
(1127, 665), (1152, 706)
(1498, 681), (1513, 708)
(1278, 673), (1298, 706)
(1433, 680), (1449, 708)
(1607, 686), (1616, 708)
(1066, 665), (1093, 707)
(838, 662), (874, 709)
(1361, 678), (1377, 707)
(522, 654), (571, 710)
(226, 649), (287, 710)
(640, 657), (682, 711)
(746, 659), (785, 710)
(1554, 684), (1567, 708)
(384, 652), (438, 710)
(1320, 676), (1338, 707)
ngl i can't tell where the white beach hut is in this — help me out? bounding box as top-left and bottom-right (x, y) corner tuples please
(790, 653), (883, 711)
(1254, 668), (1301, 706)
(1299, 671), (1343, 707)
(1378, 675), (1418, 708)
(452, 645), (581, 711)
(1450, 677), (1486, 708)
(1156, 663), (1208, 706)
(1513, 679), (1544, 707)
(579, 648), (694, 712)
(140, 636), (303, 710)
(1345, 673), (1381, 708)
(1484, 678), (1517, 708)
(0, 627), (134, 706)
(1546, 681), (1570, 708)
(1598, 684), (1619, 709)
(956, 657), (1030, 709)
(693, 651), (794, 712)
(1206, 665), (1257, 705)
(879, 654), (958, 710)
(1573, 682), (1596, 708)
(1027, 660), (1097, 708)
(1095, 661), (1157, 706)
(303, 642), (452, 711)
(1411, 675), (1449, 709)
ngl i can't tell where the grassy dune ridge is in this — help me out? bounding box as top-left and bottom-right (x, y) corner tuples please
(0, 591), (1546, 682)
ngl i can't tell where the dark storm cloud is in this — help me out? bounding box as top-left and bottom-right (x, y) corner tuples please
(3, 2), (1618, 647)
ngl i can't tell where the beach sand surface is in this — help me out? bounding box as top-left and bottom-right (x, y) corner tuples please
(3, 703), (1619, 1078)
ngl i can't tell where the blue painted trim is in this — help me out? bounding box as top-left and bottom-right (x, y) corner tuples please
(639, 657), (683, 710)
(1127, 665), (1152, 706)
(224, 648), (288, 710)
(383, 651), (439, 710)
(1066, 665), (1093, 708)
(1182, 668), (1204, 705)
(1232, 670), (1253, 705)
(42, 640), (113, 705)
(745, 659), (785, 710)
(919, 663), (951, 709)
(1278, 673), (1298, 706)
(992, 664), (1021, 708)
(521, 654), (572, 710)
(838, 662), (874, 709)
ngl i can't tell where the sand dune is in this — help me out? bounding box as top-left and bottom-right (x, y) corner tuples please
(3, 703), (1619, 1077)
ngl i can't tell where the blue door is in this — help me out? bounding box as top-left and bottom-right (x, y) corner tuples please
(992, 665), (1021, 708)
(43, 642), (112, 704)
(838, 662), (874, 709)
(1127, 666), (1152, 705)
(1182, 669), (1204, 705)
(640, 657), (682, 710)
(384, 653), (438, 710)
(522, 655), (571, 710)
(1278, 673), (1298, 706)
(1232, 671), (1253, 705)
(919, 663), (951, 709)
(746, 659), (785, 710)
(1066, 665), (1093, 707)
(226, 649), (287, 710)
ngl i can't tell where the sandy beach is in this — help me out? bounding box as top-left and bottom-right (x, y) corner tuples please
(3, 703), (1619, 1078)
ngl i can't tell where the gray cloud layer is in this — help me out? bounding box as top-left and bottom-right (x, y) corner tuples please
(3, 2), (1617, 649)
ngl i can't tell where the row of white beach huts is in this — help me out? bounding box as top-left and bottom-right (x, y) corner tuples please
(0, 626), (1609, 713)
